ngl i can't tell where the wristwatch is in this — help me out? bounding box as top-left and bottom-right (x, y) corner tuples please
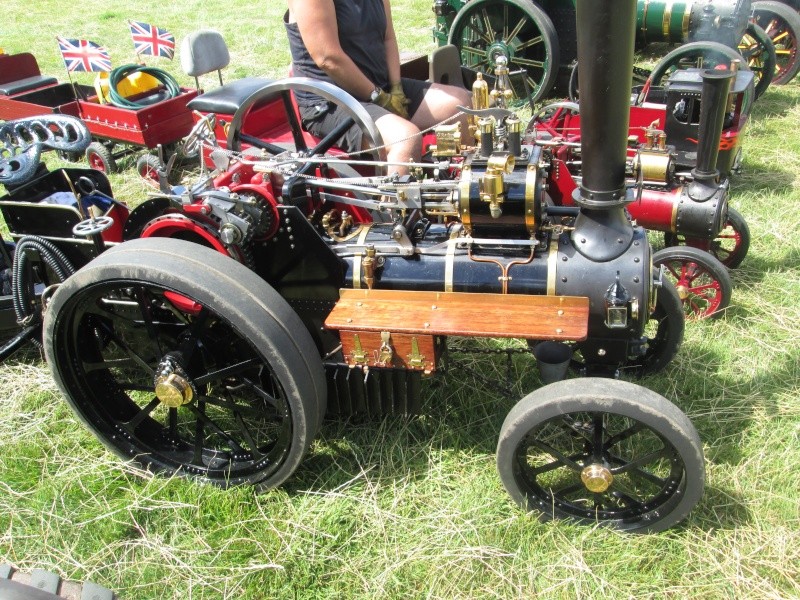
(369, 86), (382, 102)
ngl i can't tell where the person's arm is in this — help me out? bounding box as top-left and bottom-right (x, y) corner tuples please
(382, 0), (402, 86)
(287, 0), (377, 100)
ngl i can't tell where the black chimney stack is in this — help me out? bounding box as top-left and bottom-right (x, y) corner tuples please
(690, 68), (736, 195)
(571, 0), (637, 261)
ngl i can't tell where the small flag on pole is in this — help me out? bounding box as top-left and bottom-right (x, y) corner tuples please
(129, 21), (176, 59)
(56, 37), (112, 72)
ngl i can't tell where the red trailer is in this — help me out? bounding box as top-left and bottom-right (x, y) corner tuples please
(0, 51), (197, 176)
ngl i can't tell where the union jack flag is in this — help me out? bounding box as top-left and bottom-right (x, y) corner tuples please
(129, 21), (175, 59)
(56, 37), (112, 72)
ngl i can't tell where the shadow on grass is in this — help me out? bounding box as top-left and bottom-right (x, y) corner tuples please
(289, 332), (797, 530)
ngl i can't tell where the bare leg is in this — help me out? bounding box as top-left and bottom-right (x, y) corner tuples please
(373, 113), (421, 176)
(410, 83), (472, 145)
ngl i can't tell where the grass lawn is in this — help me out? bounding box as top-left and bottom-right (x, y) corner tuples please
(1, 1), (799, 598)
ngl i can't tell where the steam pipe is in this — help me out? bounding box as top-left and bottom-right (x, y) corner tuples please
(571, 0), (637, 261)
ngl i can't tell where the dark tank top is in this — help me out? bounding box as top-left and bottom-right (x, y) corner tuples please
(284, 0), (388, 108)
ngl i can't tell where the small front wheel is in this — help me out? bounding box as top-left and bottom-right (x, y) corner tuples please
(497, 378), (704, 533)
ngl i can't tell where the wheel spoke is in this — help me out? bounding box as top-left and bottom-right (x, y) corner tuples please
(552, 482), (584, 501)
(480, 9), (494, 44)
(510, 56), (545, 70)
(200, 393), (270, 417)
(514, 36), (544, 53)
(123, 397), (160, 432)
(194, 357), (262, 387)
(187, 403), (246, 456)
(134, 286), (164, 356)
(177, 306), (211, 363)
(603, 421), (645, 449)
(505, 17), (528, 45)
(168, 407), (178, 439)
(82, 357), (136, 372)
(592, 413), (604, 461)
(92, 320), (155, 377)
(529, 437), (585, 472)
(241, 375), (282, 410)
(233, 411), (265, 461)
(529, 456), (567, 476)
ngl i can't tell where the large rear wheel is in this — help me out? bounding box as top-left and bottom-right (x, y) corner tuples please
(44, 237), (326, 489)
(447, 0), (560, 103)
(752, 0), (800, 84)
(497, 378), (704, 532)
(738, 22), (777, 98)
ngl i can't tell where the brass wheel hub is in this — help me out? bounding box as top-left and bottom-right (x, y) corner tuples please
(155, 373), (193, 408)
(675, 284), (690, 300)
(154, 356), (195, 408)
(581, 464), (614, 493)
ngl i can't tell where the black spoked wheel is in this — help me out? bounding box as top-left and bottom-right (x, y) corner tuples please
(663, 207), (750, 269)
(448, 0), (560, 103)
(44, 238), (326, 489)
(752, 0), (800, 84)
(497, 378), (704, 533)
(628, 279), (685, 376)
(653, 246), (732, 320)
(571, 280), (684, 377)
(648, 41), (746, 88)
(738, 22), (777, 98)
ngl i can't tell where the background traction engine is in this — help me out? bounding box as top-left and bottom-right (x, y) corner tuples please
(531, 62), (753, 318)
(0, 0), (706, 532)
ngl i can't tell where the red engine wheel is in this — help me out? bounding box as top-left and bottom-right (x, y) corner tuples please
(653, 246), (732, 319)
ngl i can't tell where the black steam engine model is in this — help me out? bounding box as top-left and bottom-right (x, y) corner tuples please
(1, 0), (709, 532)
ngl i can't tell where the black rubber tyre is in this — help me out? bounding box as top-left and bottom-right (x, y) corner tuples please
(752, 0), (800, 84)
(653, 246), (733, 320)
(497, 378), (705, 533)
(135, 153), (161, 187)
(43, 237), (327, 490)
(664, 206), (751, 269)
(648, 41), (745, 88)
(630, 279), (685, 376)
(85, 141), (116, 173)
(738, 22), (777, 99)
(447, 0), (560, 103)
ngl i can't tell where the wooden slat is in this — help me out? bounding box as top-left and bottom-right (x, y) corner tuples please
(325, 289), (589, 341)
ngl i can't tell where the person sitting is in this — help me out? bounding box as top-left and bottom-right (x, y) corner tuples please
(284, 0), (471, 174)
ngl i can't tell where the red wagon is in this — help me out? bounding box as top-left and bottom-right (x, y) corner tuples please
(0, 51), (197, 176)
